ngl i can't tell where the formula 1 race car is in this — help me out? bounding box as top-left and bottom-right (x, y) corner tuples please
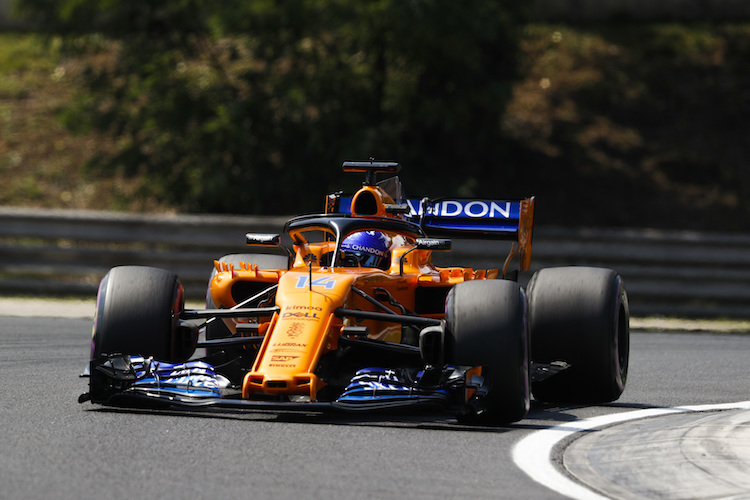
(80, 161), (629, 424)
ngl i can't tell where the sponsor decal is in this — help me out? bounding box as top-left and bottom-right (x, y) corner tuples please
(302, 253), (317, 264)
(271, 355), (299, 362)
(286, 322), (304, 338)
(273, 342), (306, 348)
(338, 196), (520, 222)
(416, 238), (449, 248)
(285, 305), (323, 311)
(405, 199), (512, 219)
(282, 311), (320, 320)
(247, 234), (279, 245)
(283, 306), (323, 321)
(341, 243), (387, 257)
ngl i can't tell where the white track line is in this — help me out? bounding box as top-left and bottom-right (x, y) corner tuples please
(512, 401), (750, 500)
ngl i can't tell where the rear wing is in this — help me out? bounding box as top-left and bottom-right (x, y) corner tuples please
(329, 194), (536, 273)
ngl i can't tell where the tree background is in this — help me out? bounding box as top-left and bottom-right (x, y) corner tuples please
(17, 1), (525, 211)
(12, 1), (750, 230)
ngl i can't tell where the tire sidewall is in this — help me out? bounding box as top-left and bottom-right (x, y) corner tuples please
(445, 279), (530, 424)
(528, 266), (630, 403)
(92, 266), (184, 361)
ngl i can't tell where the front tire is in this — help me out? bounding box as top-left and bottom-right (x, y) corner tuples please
(528, 266), (629, 403)
(91, 266), (189, 362)
(445, 280), (530, 425)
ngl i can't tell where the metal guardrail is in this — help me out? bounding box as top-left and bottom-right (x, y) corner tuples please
(1, 206), (748, 318)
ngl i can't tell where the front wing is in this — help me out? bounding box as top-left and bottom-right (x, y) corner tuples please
(80, 355), (462, 414)
(80, 355), (568, 414)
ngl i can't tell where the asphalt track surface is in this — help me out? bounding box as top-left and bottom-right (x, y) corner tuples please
(2, 309), (749, 499)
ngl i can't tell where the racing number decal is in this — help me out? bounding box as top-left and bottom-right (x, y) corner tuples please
(295, 276), (337, 289)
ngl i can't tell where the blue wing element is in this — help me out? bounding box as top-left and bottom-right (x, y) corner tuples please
(335, 367), (451, 409)
(86, 355), (230, 403)
(127, 356), (229, 398)
(335, 196), (529, 240)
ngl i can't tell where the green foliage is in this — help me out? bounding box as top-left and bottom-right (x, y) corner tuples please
(16, 0), (525, 213)
(0, 34), (58, 73)
(502, 23), (750, 229)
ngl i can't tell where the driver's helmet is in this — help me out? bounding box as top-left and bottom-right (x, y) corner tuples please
(340, 231), (391, 270)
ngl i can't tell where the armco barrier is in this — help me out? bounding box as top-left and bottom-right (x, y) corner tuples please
(1, 206), (748, 318)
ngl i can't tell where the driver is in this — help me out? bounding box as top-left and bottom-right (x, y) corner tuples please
(340, 231), (391, 270)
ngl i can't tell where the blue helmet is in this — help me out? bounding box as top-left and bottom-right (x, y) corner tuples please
(340, 231), (391, 269)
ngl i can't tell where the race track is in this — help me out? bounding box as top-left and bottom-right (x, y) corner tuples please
(1, 313), (749, 499)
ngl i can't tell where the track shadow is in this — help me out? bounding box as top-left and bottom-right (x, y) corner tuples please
(525, 400), (658, 422)
(82, 398), (661, 434)
(84, 404), (517, 433)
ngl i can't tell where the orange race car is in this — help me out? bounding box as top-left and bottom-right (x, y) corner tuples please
(81, 161), (629, 424)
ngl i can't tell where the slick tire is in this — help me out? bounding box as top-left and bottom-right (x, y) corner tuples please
(528, 266), (630, 403)
(445, 279), (530, 425)
(92, 266), (189, 362)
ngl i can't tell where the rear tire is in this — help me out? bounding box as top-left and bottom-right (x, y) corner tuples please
(92, 266), (189, 362)
(445, 280), (530, 424)
(528, 266), (629, 403)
